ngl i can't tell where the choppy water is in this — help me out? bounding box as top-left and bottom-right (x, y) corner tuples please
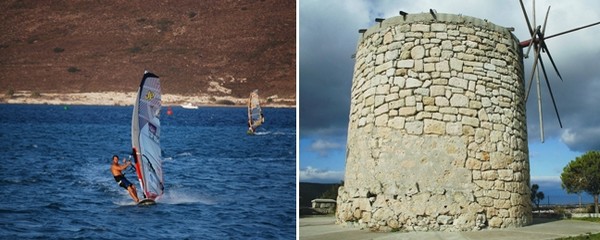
(0, 104), (296, 239)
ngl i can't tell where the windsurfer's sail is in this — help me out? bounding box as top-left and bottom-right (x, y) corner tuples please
(132, 71), (164, 200)
(247, 90), (264, 132)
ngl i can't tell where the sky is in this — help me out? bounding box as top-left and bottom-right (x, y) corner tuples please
(298, 0), (600, 195)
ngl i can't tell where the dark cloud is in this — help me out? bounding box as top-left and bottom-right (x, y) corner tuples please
(299, 1), (370, 137)
(524, 43), (600, 151)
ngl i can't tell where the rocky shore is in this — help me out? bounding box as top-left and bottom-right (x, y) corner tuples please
(0, 91), (295, 108)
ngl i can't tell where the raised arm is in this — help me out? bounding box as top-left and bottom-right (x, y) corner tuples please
(116, 160), (132, 171)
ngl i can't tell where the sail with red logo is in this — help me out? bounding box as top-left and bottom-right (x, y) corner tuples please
(131, 71), (164, 204)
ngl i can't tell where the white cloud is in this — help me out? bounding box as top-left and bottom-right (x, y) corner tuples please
(299, 166), (344, 183)
(531, 175), (561, 184)
(561, 128), (577, 146)
(309, 139), (343, 156)
(560, 127), (600, 151)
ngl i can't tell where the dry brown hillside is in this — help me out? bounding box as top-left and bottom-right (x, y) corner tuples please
(0, 0), (295, 104)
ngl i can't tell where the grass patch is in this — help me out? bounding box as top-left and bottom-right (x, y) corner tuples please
(556, 232), (600, 240)
(67, 67), (80, 73)
(129, 46), (142, 53)
(157, 18), (173, 32)
(5, 89), (14, 97)
(27, 36), (39, 44)
(575, 217), (600, 223)
(555, 218), (600, 240)
(214, 99), (235, 105)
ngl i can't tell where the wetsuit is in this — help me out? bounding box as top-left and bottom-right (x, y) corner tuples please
(114, 174), (133, 189)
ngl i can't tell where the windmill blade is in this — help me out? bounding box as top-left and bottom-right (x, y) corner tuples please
(524, 26), (540, 58)
(544, 21), (600, 41)
(535, 4), (564, 81)
(540, 6), (550, 34)
(537, 54), (564, 128)
(518, 0), (534, 34)
(536, 33), (564, 81)
(532, 0), (536, 33)
(525, 46), (541, 101)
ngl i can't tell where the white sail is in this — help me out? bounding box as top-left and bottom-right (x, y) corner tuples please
(248, 90), (264, 131)
(132, 71), (164, 200)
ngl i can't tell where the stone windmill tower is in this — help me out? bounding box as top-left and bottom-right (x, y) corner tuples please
(337, 11), (531, 231)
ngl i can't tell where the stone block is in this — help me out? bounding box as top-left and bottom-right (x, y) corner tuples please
(446, 122), (462, 136)
(383, 31), (393, 44)
(424, 119), (445, 135)
(430, 47), (441, 57)
(385, 93), (399, 103)
(481, 170), (498, 181)
(415, 59), (424, 72)
(376, 84), (390, 94)
(398, 107), (417, 116)
(411, 24), (430, 32)
(441, 40), (453, 50)
(459, 108), (477, 117)
(423, 96), (435, 106)
(424, 63), (435, 72)
(406, 78), (423, 88)
(405, 121), (423, 134)
(388, 117), (405, 129)
(466, 158), (482, 170)
(449, 77), (468, 89)
(393, 77), (405, 87)
(397, 59), (414, 68)
(439, 107), (458, 114)
(436, 61), (450, 72)
(375, 61), (394, 74)
(431, 23), (446, 32)
(450, 94), (469, 107)
(405, 95), (416, 106)
(450, 58), (463, 71)
(385, 49), (398, 62)
(411, 46), (426, 59)
(430, 86), (445, 97)
(435, 96), (449, 106)
(462, 116), (480, 127)
(498, 169), (513, 181)
(375, 114), (389, 126)
(374, 104), (389, 116)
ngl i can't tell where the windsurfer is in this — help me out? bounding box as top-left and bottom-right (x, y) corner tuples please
(247, 90), (262, 133)
(110, 155), (139, 203)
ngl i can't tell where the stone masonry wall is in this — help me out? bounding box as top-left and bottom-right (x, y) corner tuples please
(337, 13), (532, 232)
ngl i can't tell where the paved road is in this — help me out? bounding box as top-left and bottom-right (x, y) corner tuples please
(300, 216), (600, 240)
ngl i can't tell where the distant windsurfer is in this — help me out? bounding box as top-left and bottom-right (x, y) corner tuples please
(110, 155), (139, 203)
(247, 90), (264, 134)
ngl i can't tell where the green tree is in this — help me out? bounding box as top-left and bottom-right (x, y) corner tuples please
(561, 160), (586, 208)
(319, 181), (344, 200)
(561, 151), (600, 213)
(530, 184), (545, 211)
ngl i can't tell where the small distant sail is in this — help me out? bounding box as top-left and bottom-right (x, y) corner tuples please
(247, 89), (264, 132)
(132, 71), (164, 200)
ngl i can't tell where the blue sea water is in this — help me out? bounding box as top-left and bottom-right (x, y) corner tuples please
(0, 104), (296, 239)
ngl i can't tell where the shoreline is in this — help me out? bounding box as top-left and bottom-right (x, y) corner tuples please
(0, 91), (296, 108)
